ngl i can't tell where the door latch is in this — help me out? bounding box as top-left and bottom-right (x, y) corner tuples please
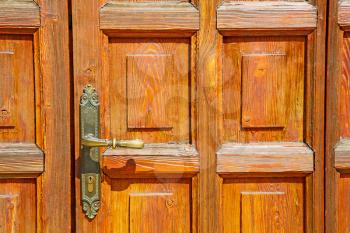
(80, 84), (144, 220)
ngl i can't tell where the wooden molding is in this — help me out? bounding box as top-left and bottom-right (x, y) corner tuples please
(217, 142), (314, 174)
(339, 1), (350, 29)
(100, 2), (199, 33)
(0, 1), (40, 28)
(334, 139), (350, 171)
(217, 1), (317, 31)
(103, 143), (199, 177)
(0, 143), (44, 176)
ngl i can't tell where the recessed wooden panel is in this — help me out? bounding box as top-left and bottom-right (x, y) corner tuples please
(0, 179), (36, 233)
(0, 35), (35, 142)
(0, 51), (15, 127)
(130, 193), (182, 233)
(340, 34), (350, 138)
(241, 54), (286, 129)
(110, 178), (191, 233)
(127, 54), (174, 129)
(338, 174), (350, 233)
(109, 38), (190, 142)
(222, 177), (304, 233)
(241, 192), (288, 233)
(223, 36), (305, 142)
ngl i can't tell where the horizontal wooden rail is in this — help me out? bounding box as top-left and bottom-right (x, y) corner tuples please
(217, 1), (317, 31)
(217, 142), (314, 174)
(103, 143), (199, 177)
(334, 139), (350, 172)
(339, 1), (350, 29)
(0, 1), (40, 28)
(100, 2), (199, 32)
(0, 143), (44, 176)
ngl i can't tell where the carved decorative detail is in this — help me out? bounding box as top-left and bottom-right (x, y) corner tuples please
(80, 84), (101, 220)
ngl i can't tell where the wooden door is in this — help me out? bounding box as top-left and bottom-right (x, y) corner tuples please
(327, 1), (350, 232)
(0, 0), (71, 232)
(72, 1), (326, 233)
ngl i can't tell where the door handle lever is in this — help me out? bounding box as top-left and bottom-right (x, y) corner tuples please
(81, 134), (144, 149)
(79, 84), (144, 220)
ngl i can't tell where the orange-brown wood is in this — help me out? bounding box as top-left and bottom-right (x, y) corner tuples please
(0, 179), (37, 232)
(217, 142), (314, 174)
(0, 1), (40, 29)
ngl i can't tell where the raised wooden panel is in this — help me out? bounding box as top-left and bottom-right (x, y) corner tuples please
(109, 38), (190, 143)
(241, 54), (286, 129)
(217, 142), (314, 174)
(337, 174), (350, 233)
(0, 179), (36, 232)
(222, 177), (304, 233)
(0, 51), (15, 127)
(110, 178), (191, 232)
(340, 33), (350, 137)
(223, 36), (304, 142)
(0, 35), (35, 142)
(0, 143), (43, 176)
(217, 2), (317, 31)
(127, 54), (174, 129)
(103, 143), (199, 177)
(100, 2), (199, 32)
(0, 1), (40, 29)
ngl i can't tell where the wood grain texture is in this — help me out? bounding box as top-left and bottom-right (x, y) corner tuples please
(339, 34), (350, 137)
(0, 143), (43, 175)
(127, 54), (174, 129)
(327, 0), (348, 232)
(217, 142), (314, 174)
(241, 54), (286, 129)
(0, 0), (40, 28)
(109, 178), (192, 233)
(223, 36), (305, 142)
(103, 143), (199, 177)
(0, 179), (36, 233)
(100, 2), (199, 32)
(108, 38), (190, 143)
(37, 0), (71, 232)
(338, 1), (350, 28)
(217, 1), (317, 31)
(222, 177), (305, 233)
(337, 174), (350, 233)
(334, 139), (350, 171)
(0, 35), (35, 143)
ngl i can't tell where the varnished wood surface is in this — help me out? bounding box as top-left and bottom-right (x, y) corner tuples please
(217, 142), (314, 174)
(222, 177), (305, 233)
(0, 179), (36, 233)
(103, 143), (199, 177)
(0, 143), (43, 175)
(100, 2), (199, 32)
(37, 0), (72, 232)
(338, 1), (350, 28)
(217, 1), (317, 31)
(0, 0), (40, 28)
(334, 139), (350, 171)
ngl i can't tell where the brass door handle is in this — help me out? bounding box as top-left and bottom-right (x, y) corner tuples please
(81, 134), (144, 149)
(79, 84), (144, 220)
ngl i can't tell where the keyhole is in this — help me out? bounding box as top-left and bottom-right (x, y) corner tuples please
(87, 176), (95, 193)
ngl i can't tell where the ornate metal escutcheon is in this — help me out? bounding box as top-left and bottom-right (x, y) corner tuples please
(80, 84), (144, 220)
